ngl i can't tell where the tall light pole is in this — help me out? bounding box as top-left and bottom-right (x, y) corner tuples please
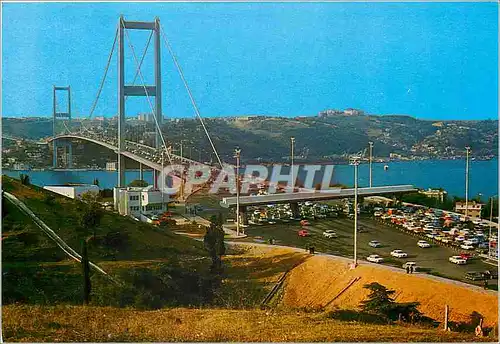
(369, 142), (374, 188)
(489, 197), (494, 259)
(290, 137), (295, 190)
(234, 148), (241, 236)
(465, 146), (471, 218)
(349, 156), (360, 267)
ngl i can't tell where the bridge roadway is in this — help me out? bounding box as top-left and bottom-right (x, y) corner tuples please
(48, 134), (205, 171)
(220, 185), (417, 208)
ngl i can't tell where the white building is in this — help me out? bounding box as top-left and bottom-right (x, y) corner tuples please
(106, 162), (117, 171)
(43, 184), (99, 199)
(114, 186), (169, 218)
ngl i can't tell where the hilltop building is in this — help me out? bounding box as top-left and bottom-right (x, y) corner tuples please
(454, 201), (483, 218)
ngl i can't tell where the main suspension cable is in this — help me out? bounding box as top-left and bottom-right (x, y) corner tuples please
(159, 24), (224, 169)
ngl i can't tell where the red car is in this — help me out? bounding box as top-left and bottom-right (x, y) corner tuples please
(460, 253), (472, 260)
(298, 229), (310, 237)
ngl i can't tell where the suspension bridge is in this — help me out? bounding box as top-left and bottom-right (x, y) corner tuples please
(41, 15), (418, 214)
(49, 16), (223, 191)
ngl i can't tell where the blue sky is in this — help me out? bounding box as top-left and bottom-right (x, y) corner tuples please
(2, 2), (498, 120)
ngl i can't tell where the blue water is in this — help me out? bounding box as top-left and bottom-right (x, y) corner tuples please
(3, 158), (498, 200)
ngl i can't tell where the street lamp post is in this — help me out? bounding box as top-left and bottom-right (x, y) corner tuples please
(234, 148), (241, 236)
(465, 147), (471, 218)
(489, 197), (494, 259)
(349, 156), (361, 267)
(369, 142), (374, 188)
(290, 137), (295, 190)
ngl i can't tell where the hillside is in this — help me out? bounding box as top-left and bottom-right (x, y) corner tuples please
(1, 175), (214, 307)
(2, 114), (497, 166)
(3, 305), (490, 342)
(2, 176), (498, 342)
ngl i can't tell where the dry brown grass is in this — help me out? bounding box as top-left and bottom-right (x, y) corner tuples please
(3, 305), (491, 342)
(282, 255), (499, 327)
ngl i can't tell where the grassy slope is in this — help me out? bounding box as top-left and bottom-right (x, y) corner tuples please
(3, 305), (492, 342)
(1, 175), (211, 306)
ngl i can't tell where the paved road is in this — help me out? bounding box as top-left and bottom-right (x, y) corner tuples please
(223, 240), (497, 295)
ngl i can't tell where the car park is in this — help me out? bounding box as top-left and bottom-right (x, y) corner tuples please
(390, 249), (408, 258)
(367, 254), (384, 263)
(449, 256), (467, 265)
(417, 240), (431, 248)
(369, 240), (381, 248)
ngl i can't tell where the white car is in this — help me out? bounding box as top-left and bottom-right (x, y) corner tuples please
(449, 256), (467, 265)
(417, 240), (431, 248)
(323, 230), (337, 238)
(402, 261), (419, 271)
(367, 254), (384, 263)
(460, 244), (475, 250)
(369, 240), (381, 248)
(390, 249), (408, 258)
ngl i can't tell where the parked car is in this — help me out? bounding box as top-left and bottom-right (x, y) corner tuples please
(323, 230), (337, 238)
(298, 229), (310, 237)
(369, 240), (381, 248)
(464, 271), (486, 281)
(390, 249), (408, 258)
(417, 240), (431, 248)
(460, 244), (475, 250)
(482, 270), (498, 279)
(449, 256), (467, 265)
(367, 254), (384, 263)
(459, 253), (473, 260)
(402, 261), (419, 271)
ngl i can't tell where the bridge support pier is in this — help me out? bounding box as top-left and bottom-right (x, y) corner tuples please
(52, 141), (58, 168)
(139, 162), (143, 181)
(290, 202), (300, 219)
(65, 142), (73, 169)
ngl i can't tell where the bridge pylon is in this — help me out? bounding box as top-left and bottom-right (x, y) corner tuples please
(118, 16), (163, 187)
(52, 85), (72, 169)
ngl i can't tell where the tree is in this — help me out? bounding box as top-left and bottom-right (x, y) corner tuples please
(481, 197), (498, 219)
(81, 239), (91, 305)
(360, 282), (395, 316)
(360, 282), (423, 322)
(217, 212), (224, 228)
(128, 179), (148, 187)
(80, 192), (103, 239)
(204, 215), (226, 272)
(19, 173), (30, 186)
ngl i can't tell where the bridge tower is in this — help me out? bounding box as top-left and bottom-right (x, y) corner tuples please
(118, 16), (163, 187)
(52, 86), (72, 169)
